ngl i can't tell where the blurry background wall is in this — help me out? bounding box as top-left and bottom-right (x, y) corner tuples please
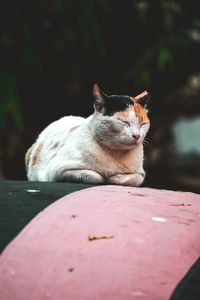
(0, 0), (200, 193)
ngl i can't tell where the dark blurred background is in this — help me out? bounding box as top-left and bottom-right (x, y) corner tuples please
(0, 0), (200, 193)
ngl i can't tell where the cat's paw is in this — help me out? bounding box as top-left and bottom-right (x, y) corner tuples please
(78, 170), (105, 184)
(57, 169), (105, 184)
(107, 172), (145, 187)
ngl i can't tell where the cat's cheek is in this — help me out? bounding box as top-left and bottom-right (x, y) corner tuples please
(111, 128), (121, 135)
(140, 127), (148, 138)
(111, 124), (124, 134)
(122, 127), (132, 137)
(141, 124), (150, 134)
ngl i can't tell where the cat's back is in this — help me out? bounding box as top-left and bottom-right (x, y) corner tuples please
(38, 116), (85, 139)
(25, 116), (85, 173)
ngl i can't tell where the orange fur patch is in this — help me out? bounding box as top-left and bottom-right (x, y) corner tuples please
(93, 83), (100, 97)
(31, 145), (42, 166)
(69, 125), (80, 133)
(134, 103), (150, 124)
(118, 161), (131, 173)
(133, 91), (148, 101)
(101, 144), (132, 174)
(25, 145), (34, 170)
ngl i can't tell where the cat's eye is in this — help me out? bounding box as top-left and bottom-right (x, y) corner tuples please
(122, 121), (130, 127)
(118, 119), (130, 127)
(140, 123), (147, 127)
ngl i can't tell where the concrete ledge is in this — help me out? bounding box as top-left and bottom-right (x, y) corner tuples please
(0, 185), (200, 299)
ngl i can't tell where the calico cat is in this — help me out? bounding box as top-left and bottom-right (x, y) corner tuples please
(25, 84), (150, 186)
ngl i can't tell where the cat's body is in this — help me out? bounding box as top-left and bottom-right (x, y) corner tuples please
(25, 84), (150, 186)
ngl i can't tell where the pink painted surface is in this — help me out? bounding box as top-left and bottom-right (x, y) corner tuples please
(0, 186), (200, 300)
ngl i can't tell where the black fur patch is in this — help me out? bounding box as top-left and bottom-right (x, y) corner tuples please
(101, 95), (133, 116)
(140, 94), (151, 108)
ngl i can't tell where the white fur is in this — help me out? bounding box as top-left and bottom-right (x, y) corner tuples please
(26, 110), (149, 186)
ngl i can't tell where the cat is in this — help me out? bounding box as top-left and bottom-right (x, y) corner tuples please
(25, 84), (150, 186)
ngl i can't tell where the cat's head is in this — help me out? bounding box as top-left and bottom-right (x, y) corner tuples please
(92, 83), (150, 150)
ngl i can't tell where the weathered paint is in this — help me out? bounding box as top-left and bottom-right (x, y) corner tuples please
(0, 186), (199, 300)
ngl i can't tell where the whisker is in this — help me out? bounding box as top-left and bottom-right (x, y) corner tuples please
(144, 137), (152, 144)
(143, 138), (152, 150)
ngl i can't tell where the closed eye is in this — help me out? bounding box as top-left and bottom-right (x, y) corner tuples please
(140, 123), (148, 127)
(118, 119), (130, 127)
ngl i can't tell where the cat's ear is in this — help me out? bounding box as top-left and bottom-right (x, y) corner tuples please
(133, 91), (150, 110)
(93, 83), (108, 113)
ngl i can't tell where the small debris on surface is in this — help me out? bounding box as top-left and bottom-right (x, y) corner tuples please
(128, 192), (145, 197)
(170, 203), (192, 207)
(71, 215), (77, 218)
(88, 235), (114, 241)
(68, 268), (74, 272)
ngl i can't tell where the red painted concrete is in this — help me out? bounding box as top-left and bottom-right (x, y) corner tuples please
(0, 186), (200, 300)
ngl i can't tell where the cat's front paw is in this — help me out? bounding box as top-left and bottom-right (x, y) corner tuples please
(107, 172), (145, 187)
(56, 169), (105, 184)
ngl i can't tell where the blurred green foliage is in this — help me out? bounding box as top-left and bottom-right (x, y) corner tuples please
(0, 0), (200, 130)
(0, 70), (23, 129)
(0, 0), (200, 184)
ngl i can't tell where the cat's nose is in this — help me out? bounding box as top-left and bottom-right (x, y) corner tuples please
(132, 134), (140, 141)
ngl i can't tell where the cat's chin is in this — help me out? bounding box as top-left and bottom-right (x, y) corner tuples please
(113, 141), (141, 150)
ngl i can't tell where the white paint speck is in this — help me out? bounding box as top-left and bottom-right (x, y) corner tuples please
(131, 291), (146, 297)
(152, 216), (166, 222)
(10, 270), (16, 275)
(26, 189), (40, 193)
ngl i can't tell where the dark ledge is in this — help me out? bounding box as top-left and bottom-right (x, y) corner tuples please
(0, 180), (94, 253)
